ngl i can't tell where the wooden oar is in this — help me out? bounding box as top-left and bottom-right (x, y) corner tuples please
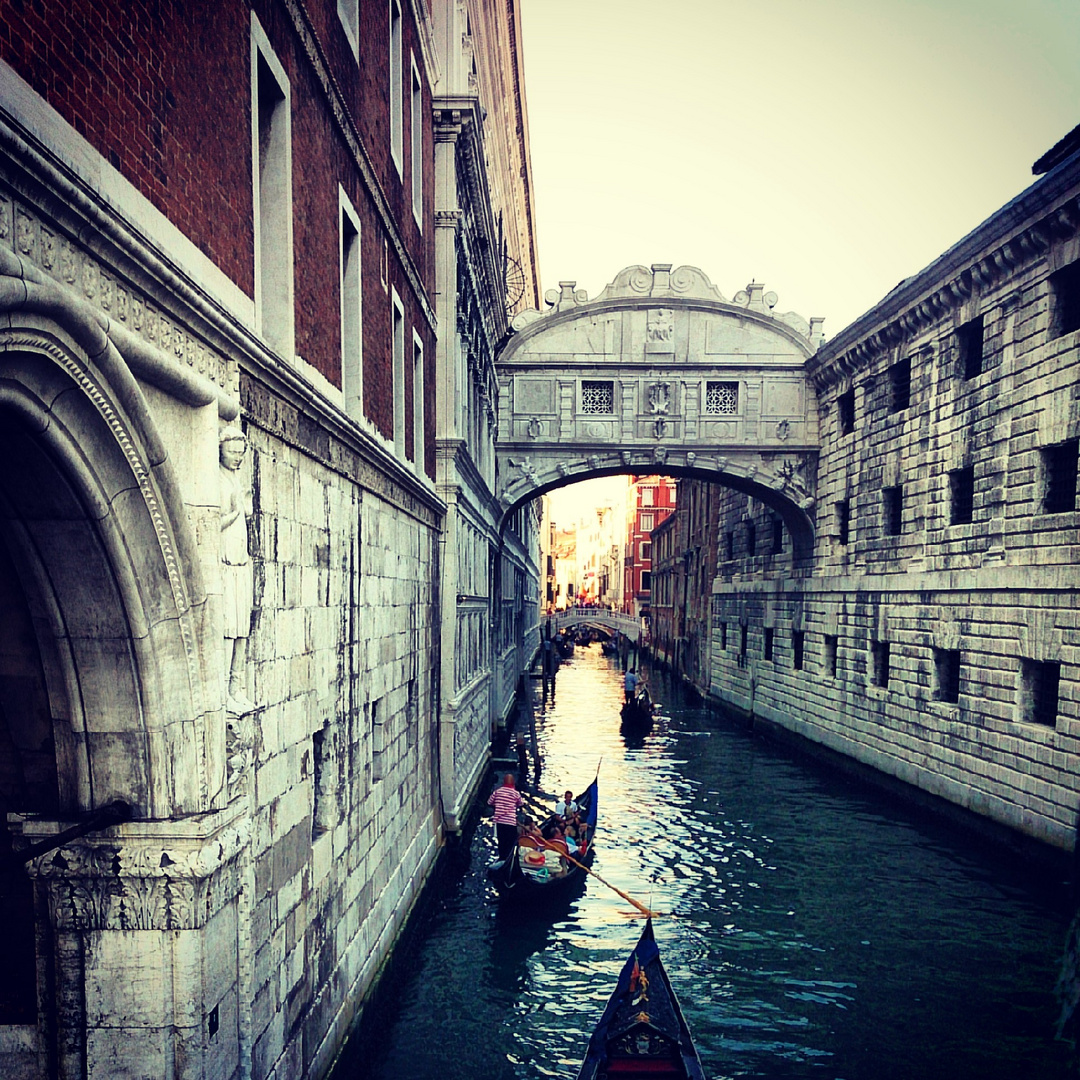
(532, 836), (660, 919)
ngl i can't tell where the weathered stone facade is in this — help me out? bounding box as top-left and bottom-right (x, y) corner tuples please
(707, 143), (1080, 852)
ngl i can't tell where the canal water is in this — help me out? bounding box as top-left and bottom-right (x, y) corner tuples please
(331, 645), (1075, 1079)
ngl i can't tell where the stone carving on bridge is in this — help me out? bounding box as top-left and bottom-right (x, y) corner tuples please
(648, 381), (671, 414)
(527, 417), (542, 439)
(646, 309), (674, 343)
(220, 425), (255, 716)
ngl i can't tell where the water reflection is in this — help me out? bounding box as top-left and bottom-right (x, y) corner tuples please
(334, 645), (1072, 1080)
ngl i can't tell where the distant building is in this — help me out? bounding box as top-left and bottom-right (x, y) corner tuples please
(623, 475), (676, 618)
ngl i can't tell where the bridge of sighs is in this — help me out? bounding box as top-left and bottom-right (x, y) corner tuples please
(494, 264), (825, 562)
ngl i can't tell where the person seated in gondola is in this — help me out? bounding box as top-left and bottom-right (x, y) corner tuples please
(517, 817), (543, 849)
(555, 789), (581, 828)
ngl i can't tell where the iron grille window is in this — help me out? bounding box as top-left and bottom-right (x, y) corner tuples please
(949, 466), (975, 525)
(1044, 440), (1079, 514)
(581, 380), (614, 414)
(1050, 261), (1080, 339)
(883, 485), (903, 536)
(838, 387), (855, 436)
(836, 498), (850, 545)
(934, 649), (961, 703)
(958, 315), (984, 379)
(793, 629), (805, 670)
(824, 634), (838, 678)
(871, 640), (890, 688)
(889, 357), (911, 413)
(705, 381), (739, 415)
(764, 627), (774, 661)
(1021, 659), (1060, 727)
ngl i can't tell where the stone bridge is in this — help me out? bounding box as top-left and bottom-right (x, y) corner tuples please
(495, 264), (825, 561)
(546, 608), (643, 643)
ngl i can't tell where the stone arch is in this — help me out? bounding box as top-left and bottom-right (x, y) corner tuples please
(494, 264), (823, 565)
(0, 319), (218, 820)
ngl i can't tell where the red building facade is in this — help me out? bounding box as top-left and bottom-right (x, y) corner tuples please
(623, 475), (676, 618)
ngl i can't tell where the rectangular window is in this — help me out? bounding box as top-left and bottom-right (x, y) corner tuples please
(934, 648), (961, 703)
(252, 16), (294, 359)
(1050, 261), (1080, 339)
(739, 623), (748, 660)
(746, 520), (756, 557)
(705, 381), (739, 415)
(838, 387), (855, 436)
(641, 570), (651, 590)
(720, 622), (728, 651)
(389, 0), (403, 174)
(772, 517), (783, 555)
(412, 331), (425, 470)
(1021, 659), (1060, 727)
(889, 356), (911, 413)
(836, 498), (850, 545)
(312, 721), (337, 837)
(725, 531), (734, 561)
(824, 634), (838, 678)
(871, 640), (890, 688)
(883, 485), (902, 536)
(392, 290), (406, 455)
(793, 629), (804, 671)
(1044, 440), (1079, 514)
(640, 542), (652, 560)
(641, 486), (654, 506)
(640, 513), (654, 531)
(411, 58), (423, 226)
(581, 380), (615, 414)
(949, 466), (974, 525)
(958, 315), (984, 380)
(763, 627), (774, 662)
(340, 192), (362, 421)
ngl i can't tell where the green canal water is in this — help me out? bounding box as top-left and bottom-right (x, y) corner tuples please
(330, 645), (1075, 1079)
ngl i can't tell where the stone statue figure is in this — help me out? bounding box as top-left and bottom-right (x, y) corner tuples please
(220, 425), (254, 714)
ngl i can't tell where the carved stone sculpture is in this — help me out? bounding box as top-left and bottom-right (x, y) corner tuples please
(219, 425), (254, 714)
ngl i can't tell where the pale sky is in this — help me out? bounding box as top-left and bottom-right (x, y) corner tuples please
(522, 0), (1080, 523)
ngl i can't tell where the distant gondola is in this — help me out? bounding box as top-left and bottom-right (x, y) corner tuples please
(576, 919), (706, 1080)
(487, 778), (598, 903)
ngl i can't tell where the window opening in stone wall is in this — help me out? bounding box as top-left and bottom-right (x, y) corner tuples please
(371, 698), (385, 781)
(934, 648), (961, 703)
(763, 627), (774, 662)
(724, 531), (734, 560)
(882, 485), (903, 536)
(254, 36), (293, 357)
(949, 466), (975, 525)
(771, 517), (783, 554)
(705, 381), (739, 415)
(836, 498), (850, 545)
(581, 380), (615, 414)
(720, 622), (728, 650)
(739, 623), (748, 663)
(1050, 260), (1080, 339)
(889, 356), (911, 413)
(1021, 658), (1060, 727)
(838, 387), (855, 435)
(824, 634), (838, 678)
(340, 196), (362, 421)
(389, 0), (403, 173)
(746, 520), (756, 557)
(871, 640), (890, 688)
(392, 291), (405, 455)
(412, 331), (425, 470)
(312, 720), (337, 838)
(793, 629), (805, 670)
(411, 59), (423, 226)
(1043, 440), (1079, 514)
(958, 315), (985, 379)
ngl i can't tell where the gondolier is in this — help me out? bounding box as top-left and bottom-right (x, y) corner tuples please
(488, 773), (523, 859)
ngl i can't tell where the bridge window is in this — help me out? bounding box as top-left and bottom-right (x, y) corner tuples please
(882, 485), (903, 536)
(581, 380), (614, 414)
(957, 315), (984, 380)
(1050, 260), (1080, 339)
(949, 466), (975, 525)
(771, 517), (783, 554)
(793, 629), (805, 670)
(705, 381), (739, 415)
(934, 648), (961, 703)
(1021, 659), (1060, 727)
(835, 498), (850, 545)
(824, 634), (838, 678)
(764, 627), (774, 662)
(871, 639), (890, 688)
(838, 387), (855, 435)
(1043, 440), (1078, 514)
(889, 357), (911, 413)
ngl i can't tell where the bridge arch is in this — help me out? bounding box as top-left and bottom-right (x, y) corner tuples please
(494, 264), (824, 563)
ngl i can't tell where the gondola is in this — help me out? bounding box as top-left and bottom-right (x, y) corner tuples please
(487, 777), (598, 903)
(620, 689), (655, 731)
(576, 919), (706, 1080)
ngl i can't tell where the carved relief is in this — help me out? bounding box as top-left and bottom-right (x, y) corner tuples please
(646, 309), (674, 343)
(220, 426), (255, 714)
(647, 381), (671, 414)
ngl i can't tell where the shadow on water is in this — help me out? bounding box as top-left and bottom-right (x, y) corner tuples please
(332, 645), (1076, 1080)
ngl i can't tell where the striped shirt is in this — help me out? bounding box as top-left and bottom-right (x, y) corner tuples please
(488, 784), (523, 825)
